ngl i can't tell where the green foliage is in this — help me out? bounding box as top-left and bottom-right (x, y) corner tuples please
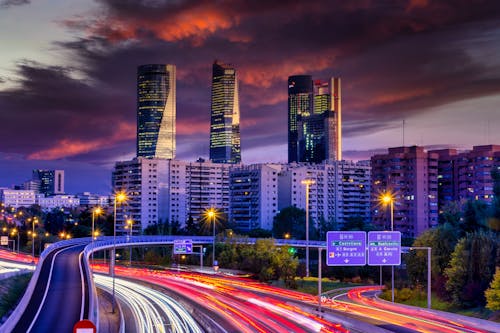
(485, 267), (500, 311)
(445, 231), (499, 307)
(406, 224), (458, 287)
(273, 206), (308, 240)
(217, 237), (299, 284)
(0, 273), (32, 318)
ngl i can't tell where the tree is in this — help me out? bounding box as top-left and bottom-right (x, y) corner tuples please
(272, 206), (307, 239)
(183, 215), (200, 235)
(445, 231), (499, 307)
(485, 267), (500, 311)
(406, 224), (457, 293)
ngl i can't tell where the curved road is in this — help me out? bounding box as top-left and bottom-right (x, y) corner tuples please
(10, 244), (89, 333)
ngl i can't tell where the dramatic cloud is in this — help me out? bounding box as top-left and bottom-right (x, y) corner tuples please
(1, 0), (500, 192)
(0, 0), (30, 9)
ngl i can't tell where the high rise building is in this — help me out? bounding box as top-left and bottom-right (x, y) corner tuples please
(137, 64), (176, 159)
(288, 75), (313, 163)
(112, 157), (231, 233)
(371, 146), (439, 239)
(32, 169), (64, 195)
(431, 145), (500, 208)
(210, 61), (241, 164)
(288, 76), (341, 163)
(229, 164), (282, 231)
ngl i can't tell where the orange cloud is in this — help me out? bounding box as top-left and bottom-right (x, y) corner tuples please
(373, 87), (433, 105)
(239, 55), (335, 88)
(28, 121), (135, 160)
(92, 4), (238, 43)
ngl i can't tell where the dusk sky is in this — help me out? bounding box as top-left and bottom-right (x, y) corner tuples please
(1, 0), (499, 194)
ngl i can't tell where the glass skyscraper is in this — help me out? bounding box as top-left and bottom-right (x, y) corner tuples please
(137, 64), (176, 159)
(210, 61), (241, 164)
(288, 76), (342, 163)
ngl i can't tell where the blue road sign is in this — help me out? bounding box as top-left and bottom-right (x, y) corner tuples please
(367, 231), (401, 266)
(326, 231), (366, 266)
(173, 239), (193, 254)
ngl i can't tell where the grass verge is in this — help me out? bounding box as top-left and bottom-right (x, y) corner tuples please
(0, 273), (32, 320)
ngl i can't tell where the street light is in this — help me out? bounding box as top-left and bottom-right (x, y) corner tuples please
(381, 191), (395, 303)
(91, 207), (102, 266)
(31, 217), (38, 263)
(206, 208), (217, 267)
(301, 178), (315, 278)
(126, 218), (133, 266)
(10, 229), (19, 253)
(112, 191), (127, 313)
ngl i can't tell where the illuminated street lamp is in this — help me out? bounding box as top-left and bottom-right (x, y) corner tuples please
(206, 208), (217, 267)
(125, 218), (133, 266)
(301, 178), (315, 278)
(31, 217), (38, 263)
(91, 207), (102, 266)
(112, 191), (127, 313)
(10, 229), (19, 253)
(380, 191), (395, 303)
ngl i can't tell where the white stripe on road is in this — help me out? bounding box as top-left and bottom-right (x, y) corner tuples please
(27, 244), (83, 333)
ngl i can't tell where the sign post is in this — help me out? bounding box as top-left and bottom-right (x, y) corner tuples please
(326, 231), (366, 266)
(173, 239), (193, 254)
(367, 231), (401, 266)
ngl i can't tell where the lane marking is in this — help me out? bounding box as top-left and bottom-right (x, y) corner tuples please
(79, 251), (85, 320)
(27, 244), (83, 332)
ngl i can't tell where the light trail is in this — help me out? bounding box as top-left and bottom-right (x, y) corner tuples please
(92, 265), (349, 333)
(94, 273), (203, 333)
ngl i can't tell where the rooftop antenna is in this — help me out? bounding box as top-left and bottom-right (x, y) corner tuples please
(402, 119), (405, 147)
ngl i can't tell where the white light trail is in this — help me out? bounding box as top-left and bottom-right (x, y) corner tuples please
(94, 274), (202, 333)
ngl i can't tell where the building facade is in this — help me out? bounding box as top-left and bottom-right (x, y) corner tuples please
(210, 61), (241, 164)
(371, 146), (439, 239)
(112, 158), (231, 234)
(31, 169), (64, 195)
(137, 64), (176, 159)
(112, 158), (170, 234)
(277, 161), (371, 231)
(431, 145), (500, 208)
(288, 76), (341, 163)
(0, 188), (36, 208)
(229, 164), (282, 231)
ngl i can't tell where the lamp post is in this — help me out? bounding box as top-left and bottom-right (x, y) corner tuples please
(10, 229), (19, 253)
(207, 208), (216, 267)
(112, 191), (127, 313)
(381, 192), (395, 303)
(31, 217), (38, 263)
(91, 207), (102, 266)
(301, 179), (315, 278)
(126, 218), (133, 266)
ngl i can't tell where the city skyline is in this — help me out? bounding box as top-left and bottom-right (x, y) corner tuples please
(0, 0), (499, 194)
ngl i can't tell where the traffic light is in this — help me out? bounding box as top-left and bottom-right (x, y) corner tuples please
(288, 247), (297, 255)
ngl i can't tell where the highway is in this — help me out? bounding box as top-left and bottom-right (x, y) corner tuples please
(6, 244), (90, 333)
(94, 273), (203, 333)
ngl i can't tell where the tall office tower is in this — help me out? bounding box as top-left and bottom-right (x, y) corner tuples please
(32, 169), (64, 195)
(210, 61), (241, 164)
(288, 75), (313, 163)
(314, 78), (341, 161)
(371, 146), (438, 239)
(288, 76), (341, 163)
(137, 64), (176, 159)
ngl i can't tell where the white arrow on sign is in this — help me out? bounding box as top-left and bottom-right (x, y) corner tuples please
(344, 259), (349, 263)
(382, 258), (387, 263)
